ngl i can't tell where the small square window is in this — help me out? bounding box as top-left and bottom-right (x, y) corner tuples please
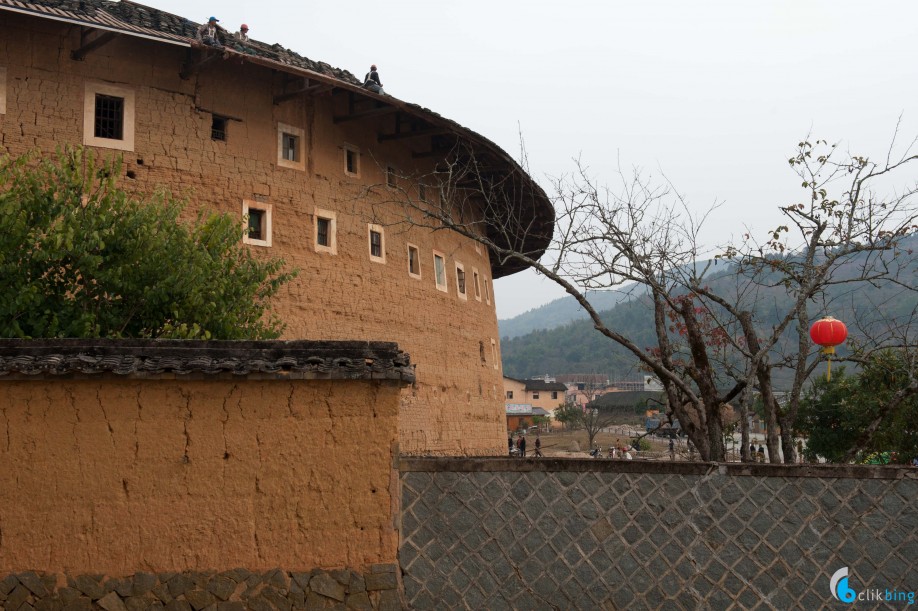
(551, 391), (559, 400)
(282, 134), (299, 161)
(407, 244), (421, 279)
(344, 144), (360, 177)
(473, 268), (481, 301)
(277, 123), (305, 170)
(314, 208), (337, 254)
(506, 391), (513, 400)
(94, 94), (124, 140)
(386, 165), (397, 188)
(368, 224), (385, 263)
(247, 209), (265, 240)
(456, 262), (467, 300)
(211, 115), (228, 141)
(83, 82), (135, 151)
(533, 392), (540, 400)
(433, 251), (447, 292)
(242, 200), (272, 247)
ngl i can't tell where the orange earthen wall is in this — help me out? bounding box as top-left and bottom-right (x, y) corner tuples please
(0, 14), (506, 456)
(0, 378), (401, 575)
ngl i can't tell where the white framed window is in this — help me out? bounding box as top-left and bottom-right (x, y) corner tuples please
(242, 200), (272, 247)
(433, 251), (447, 292)
(506, 391), (513, 400)
(551, 391), (559, 400)
(483, 278), (491, 305)
(0, 67), (6, 115)
(491, 338), (499, 370)
(344, 143), (360, 177)
(368, 224), (385, 264)
(386, 165), (398, 189)
(472, 268), (481, 301)
(277, 123), (305, 170)
(407, 243), (421, 279)
(533, 392), (540, 400)
(314, 208), (337, 254)
(83, 81), (135, 151)
(455, 261), (467, 300)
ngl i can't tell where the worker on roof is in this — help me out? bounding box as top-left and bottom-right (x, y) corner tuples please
(364, 64), (384, 94)
(234, 24), (249, 42)
(196, 16), (223, 48)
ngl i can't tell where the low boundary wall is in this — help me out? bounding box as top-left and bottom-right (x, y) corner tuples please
(399, 458), (918, 609)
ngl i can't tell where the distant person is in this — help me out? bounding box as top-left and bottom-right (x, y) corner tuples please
(508, 435), (514, 456)
(196, 16), (223, 48)
(519, 435), (527, 457)
(364, 64), (384, 94)
(669, 438), (675, 460)
(749, 443), (756, 462)
(234, 23), (250, 42)
(757, 445), (766, 463)
(534, 435), (542, 457)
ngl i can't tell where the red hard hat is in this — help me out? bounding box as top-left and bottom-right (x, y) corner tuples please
(241, 23), (249, 30)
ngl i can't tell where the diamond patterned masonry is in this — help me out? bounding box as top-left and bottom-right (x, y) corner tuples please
(0, 566), (403, 611)
(399, 459), (918, 610)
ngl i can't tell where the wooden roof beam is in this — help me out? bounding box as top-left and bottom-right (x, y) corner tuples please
(71, 29), (118, 61)
(274, 81), (332, 104)
(333, 105), (400, 124)
(180, 49), (222, 80)
(378, 126), (448, 143)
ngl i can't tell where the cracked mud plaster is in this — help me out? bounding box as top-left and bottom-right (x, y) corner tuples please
(0, 378), (402, 574)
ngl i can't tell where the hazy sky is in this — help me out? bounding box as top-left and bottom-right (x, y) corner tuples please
(151, 1), (918, 319)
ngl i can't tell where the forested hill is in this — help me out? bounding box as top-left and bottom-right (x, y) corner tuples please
(500, 241), (918, 382)
(497, 288), (638, 339)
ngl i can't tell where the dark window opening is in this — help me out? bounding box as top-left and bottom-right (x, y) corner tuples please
(370, 230), (382, 258)
(317, 217), (331, 247)
(418, 183), (427, 202)
(506, 391), (513, 399)
(480, 341), (486, 363)
(212, 115), (228, 141)
(408, 246), (420, 275)
(346, 149), (358, 174)
(551, 391), (558, 400)
(386, 166), (397, 188)
(282, 133), (299, 162)
(247, 209), (265, 241)
(532, 392), (540, 400)
(94, 94), (124, 140)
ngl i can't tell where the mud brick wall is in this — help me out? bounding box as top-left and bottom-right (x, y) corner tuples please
(0, 375), (402, 575)
(399, 459), (918, 610)
(0, 566), (402, 610)
(0, 11), (509, 457)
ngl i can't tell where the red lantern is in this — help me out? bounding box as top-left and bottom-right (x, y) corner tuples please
(809, 316), (847, 381)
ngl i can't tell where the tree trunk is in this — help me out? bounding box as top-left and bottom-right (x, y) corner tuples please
(778, 414), (796, 464)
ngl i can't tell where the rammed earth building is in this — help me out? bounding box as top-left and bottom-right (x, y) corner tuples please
(0, 1), (553, 456)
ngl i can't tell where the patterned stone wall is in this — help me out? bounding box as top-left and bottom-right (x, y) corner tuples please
(400, 459), (918, 609)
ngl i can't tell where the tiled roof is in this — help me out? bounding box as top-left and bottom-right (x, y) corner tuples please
(0, 339), (415, 381)
(505, 377), (568, 392)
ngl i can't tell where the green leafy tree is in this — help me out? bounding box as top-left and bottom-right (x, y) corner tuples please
(796, 351), (918, 464)
(0, 148), (296, 339)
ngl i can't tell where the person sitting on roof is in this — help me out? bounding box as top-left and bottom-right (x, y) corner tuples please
(196, 16), (223, 48)
(234, 23), (249, 42)
(364, 64), (384, 94)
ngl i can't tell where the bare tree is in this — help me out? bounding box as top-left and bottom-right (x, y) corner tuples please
(360, 135), (918, 462)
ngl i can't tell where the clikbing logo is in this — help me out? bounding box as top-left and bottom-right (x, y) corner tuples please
(830, 567), (856, 603)
(829, 566), (916, 605)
